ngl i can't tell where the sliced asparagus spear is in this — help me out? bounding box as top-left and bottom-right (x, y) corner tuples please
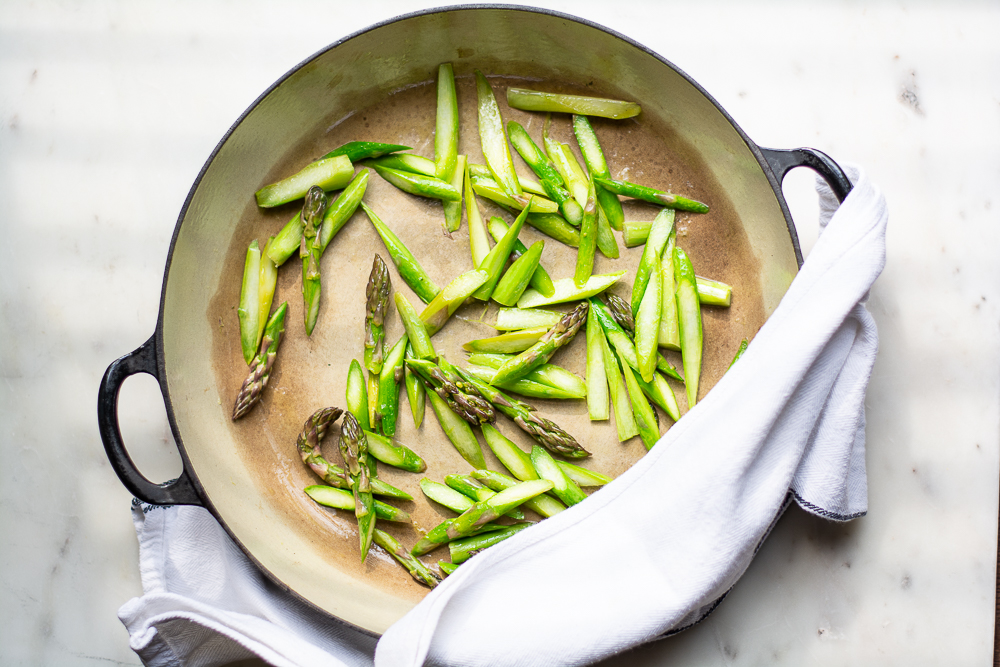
(462, 365), (582, 400)
(630, 208), (675, 317)
(675, 247), (703, 409)
(362, 202), (441, 304)
(319, 141), (410, 162)
(445, 474), (525, 521)
(317, 169), (369, 253)
(338, 412), (375, 561)
(572, 115), (624, 230)
(595, 177), (709, 214)
(443, 154), (466, 233)
(374, 528), (441, 589)
(622, 219), (652, 247)
(729, 338), (749, 369)
(488, 216), (555, 298)
(555, 461), (612, 487)
(305, 485), (411, 523)
(493, 307), (562, 331)
(424, 388), (486, 469)
(475, 69), (521, 198)
(420, 478), (474, 513)
(635, 252), (662, 382)
(404, 344), (426, 428)
(506, 88), (641, 119)
(480, 423), (537, 483)
(266, 212), (303, 267)
(492, 240), (545, 307)
(395, 293), (435, 360)
(530, 445), (587, 506)
(406, 358), (495, 426)
(658, 228), (680, 350)
(619, 354), (660, 449)
(473, 202), (531, 301)
(372, 164), (461, 202)
(364, 430), (426, 473)
(377, 335), (409, 437)
(439, 561), (460, 576)
(470, 175), (559, 214)
(469, 163), (547, 197)
(464, 327), (549, 354)
(467, 353), (587, 397)
(471, 469), (567, 518)
(232, 302), (287, 420)
(490, 302), (588, 387)
(419, 269), (488, 336)
(257, 237), (278, 350)
(507, 120), (584, 226)
(455, 368), (590, 459)
(590, 297), (684, 383)
(238, 240), (261, 365)
(435, 63), (459, 182)
(449, 523), (533, 564)
(586, 306), (610, 421)
(366, 154), (437, 177)
(254, 155), (353, 208)
(346, 359), (370, 432)
(595, 199), (620, 259)
(300, 186), (329, 336)
(525, 212), (581, 248)
(695, 276), (733, 307)
(465, 161), (491, 268)
(574, 179), (598, 288)
(516, 272), (626, 309)
(364, 255), (391, 375)
(599, 323), (638, 442)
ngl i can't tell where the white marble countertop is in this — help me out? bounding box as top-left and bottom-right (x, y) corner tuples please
(2, 0), (998, 664)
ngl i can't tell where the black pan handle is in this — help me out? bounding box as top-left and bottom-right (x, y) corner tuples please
(97, 335), (203, 506)
(759, 147), (853, 203)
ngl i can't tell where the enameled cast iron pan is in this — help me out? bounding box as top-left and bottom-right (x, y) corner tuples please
(98, 5), (851, 636)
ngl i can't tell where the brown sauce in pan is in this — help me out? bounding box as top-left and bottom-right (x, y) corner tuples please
(207, 74), (765, 602)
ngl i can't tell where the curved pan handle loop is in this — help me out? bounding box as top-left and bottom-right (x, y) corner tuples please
(759, 147), (853, 203)
(97, 335), (203, 506)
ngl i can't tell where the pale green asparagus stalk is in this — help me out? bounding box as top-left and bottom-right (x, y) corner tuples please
(675, 247), (703, 409)
(586, 305), (610, 421)
(490, 301), (588, 387)
(232, 302), (287, 420)
(339, 412), (375, 561)
(475, 70), (521, 198)
(238, 240), (261, 365)
(364, 255), (391, 375)
(374, 528), (441, 588)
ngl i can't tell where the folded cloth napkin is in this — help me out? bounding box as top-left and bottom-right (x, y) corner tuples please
(119, 163), (886, 667)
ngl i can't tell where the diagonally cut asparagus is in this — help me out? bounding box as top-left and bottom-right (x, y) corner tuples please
(238, 240), (261, 365)
(305, 485), (411, 523)
(488, 216), (555, 298)
(419, 269), (488, 337)
(339, 412), (375, 561)
(517, 272), (626, 309)
(471, 469), (566, 518)
(507, 120), (584, 226)
(233, 302), (287, 420)
(361, 202), (441, 304)
(506, 88), (641, 119)
(372, 164), (461, 201)
(595, 177), (709, 214)
(449, 522), (534, 564)
(364, 255), (391, 375)
(473, 202), (531, 301)
(490, 302), (588, 387)
(406, 358), (496, 426)
(320, 141), (410, 162)
(374, 528), (441, 588)
(572, 115), (624, 230)
(255, 155), (353, 208)
(675, 247), (703, 409)
(475, 69), (521, 198)
(492, 240), (545, 308)
(435, 63), (459, 182)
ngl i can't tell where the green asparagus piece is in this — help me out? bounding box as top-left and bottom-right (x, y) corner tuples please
(475, 70), (521, 198)
(630, 208), (675, 317)
(317, 169), (369, 253)
(636, 370), (681, 422)
(374, 528), (441, 589)
(675, 247), (703, 408)
(435, 63), (459, 181)
(449, 523), (533, 564)
(372, 164), (461, 202)
(320, 141), (410, 162)
(594, 177), (710, 214)
(364, 430), (426, 473)
(366, 154), (437, 177)
(445, 474), (525, 521)
(471, 469), (566, 518)
(572, 115), (624, 230)
(488, 217), (555, 298)
(464, 327), (548, 354)
(395, 293), (435, 360)
(443, 154), (466, 233)
(480, 423), (537, 483)
(300, 186), (329, 335)
(599, 323), (638, 442)
(590, 297), (684, 383)
(604, 293), (634, 334)
(462, 365), (582, 400)
(619, 353), (659, 449)
(470, 175), (559, 214)
(439, 561), (460, 576)
(424, 388), (486, 469)
(232, 302), (287, 420)
(595, 199), (620, 259)
(465, 162), (492, 268)
(493, 307), (562, 331)
(377, 335), (409, 437)
(551, 142), (590, 209)
(304, 485), (411, 523)
(555, 461), (612, 487)
(447, 480), (552, 539)
(507, 121), (584, 226)
(467, 354), (587, 397)
(525, 212), (580, 248)
(473, 202), (531, 301)
(254, 155), (353, 208)
(516, 272), (625, 309)
(346, 359), (371, 432)
(729, 338), (749, 369)
(658, 228), (680, 350)
(530, 445), (587, 506)
(257, 237), (278, 350)
(696, 276), (733, 307)
(362, 202), (441, 304)
(506, 88), (641, 119)
(492, 240), (545, 307)
(455, 368), (590, 459)
(469, 163), (547, 197)
(420, 478), (475, 513)
(406, 358), (496, 426)
(585, 305), (610, 421)
(367, 370), (380, 433)
(338, 412), (375, 561)
(490, 302), (588, 387)
(404, 345), (425, 428)
(419, 269), (488, 336)
(635, 252), (662, 382)
(622, 219), (652, 247)
(238, 240), (262, 365)
(364, 255), (391, 374)
(574, 182), (598, 287)
(410, 517), (507, 557)
(266, 213), (302, 266)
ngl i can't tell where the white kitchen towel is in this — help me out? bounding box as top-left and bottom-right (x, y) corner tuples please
(119, 163), (886, 667)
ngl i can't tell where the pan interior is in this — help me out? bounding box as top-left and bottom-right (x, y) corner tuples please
(160, 8), (795, 635)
